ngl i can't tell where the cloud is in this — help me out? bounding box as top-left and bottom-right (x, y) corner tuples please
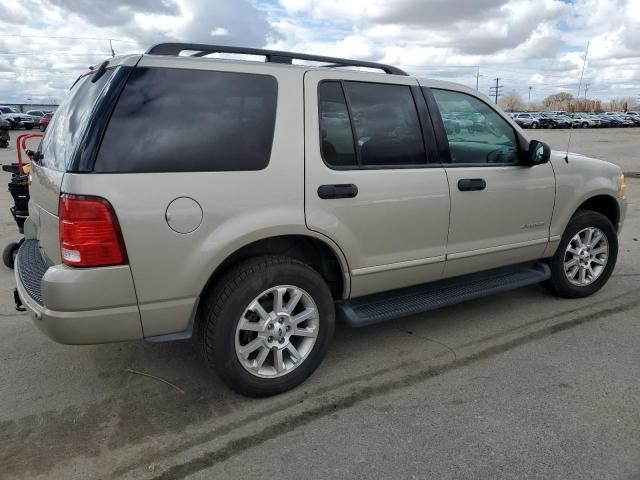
(47, 0), (180, 27)
(0, 0), (271, 103)
(0, 0), (638, 104)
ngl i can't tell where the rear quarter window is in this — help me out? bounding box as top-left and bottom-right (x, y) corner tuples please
(94, 67), (278, 173)
(39, 69), (115, 172)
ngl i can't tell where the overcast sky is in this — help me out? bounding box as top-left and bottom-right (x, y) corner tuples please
(0, 0), (638, 105)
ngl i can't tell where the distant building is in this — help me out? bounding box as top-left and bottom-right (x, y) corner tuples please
(0, 103), (59, 113)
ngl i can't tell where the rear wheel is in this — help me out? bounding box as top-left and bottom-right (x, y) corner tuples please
(531, 122), (539, 129)
(582, 122), (588, 128)
(199, 255), (335, 396)
(3, 242), (20, 269)
(546, 210), (617, 298)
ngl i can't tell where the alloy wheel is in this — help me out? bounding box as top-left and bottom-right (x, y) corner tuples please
(235, 285), (319, 378)
(564, 227), (609, 286)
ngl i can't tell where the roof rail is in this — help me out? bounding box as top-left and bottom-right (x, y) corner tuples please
(146, 43), (409, 76)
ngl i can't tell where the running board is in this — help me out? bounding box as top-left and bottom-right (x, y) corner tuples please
(337, 261), (550, 327)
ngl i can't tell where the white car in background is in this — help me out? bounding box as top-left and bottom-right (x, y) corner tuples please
(0, 106), (35, 130)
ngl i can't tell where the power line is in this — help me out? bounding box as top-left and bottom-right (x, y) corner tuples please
(0, 34), (137, 43)
(0, 52), (111, 56)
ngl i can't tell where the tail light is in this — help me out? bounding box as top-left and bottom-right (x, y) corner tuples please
(59, 193), (127, 267)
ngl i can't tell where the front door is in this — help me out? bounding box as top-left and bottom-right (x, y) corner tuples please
(425, 87), (556, 278)
(304, 71), (451, 297)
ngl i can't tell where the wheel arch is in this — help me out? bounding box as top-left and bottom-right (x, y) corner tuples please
(198, 233), (351, 305)
(575, 194), (620, 231)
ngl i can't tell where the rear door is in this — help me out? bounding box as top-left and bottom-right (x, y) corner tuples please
(422, 86), (555, 278)
(304, 71), (451, 298)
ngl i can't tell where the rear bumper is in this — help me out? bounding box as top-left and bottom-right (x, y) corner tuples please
(14, 239), (143, 345)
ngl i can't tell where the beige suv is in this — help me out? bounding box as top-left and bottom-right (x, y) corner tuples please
(14, 44), (627, 396)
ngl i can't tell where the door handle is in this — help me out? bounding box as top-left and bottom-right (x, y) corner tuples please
(457, 178), (486, 191)
(317, 184), (359, 199)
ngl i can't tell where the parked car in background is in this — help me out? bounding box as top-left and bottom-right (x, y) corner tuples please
(0, 117), (9, 148)
(612, 115), (634, 127)
(621, 114), (640, 126)
(595, 115), (613, 127)
(555, 114), (578, 128)
(529, 113), (556, 129)
(568, 113), (597, 128)
(585, 114), (603, 127)
(39, 112), (53, 131)
(541, 112), (571, 128)
(26, 110), (51, 119)
(512, 112), (539, 128)
(0, 106), (35, 130)
(599, 114), (629, 127)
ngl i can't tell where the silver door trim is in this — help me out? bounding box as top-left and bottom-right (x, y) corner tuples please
(351, 255), (446, 277)
(446, 237), (548, 261)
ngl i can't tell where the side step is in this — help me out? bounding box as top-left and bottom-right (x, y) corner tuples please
(337, 261), (550, 327)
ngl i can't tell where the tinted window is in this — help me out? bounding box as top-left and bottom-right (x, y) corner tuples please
(345, 82), (426, 166)
(318, 82), (357, 167)
(432, 89), (519, 165)
(39, 68), (115, 171)
(95, 67), (277, 172)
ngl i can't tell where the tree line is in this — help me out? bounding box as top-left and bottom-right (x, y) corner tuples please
(497, 90), (639, 112)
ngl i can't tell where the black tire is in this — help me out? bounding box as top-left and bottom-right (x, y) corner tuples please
(199, 255), (335, 397)
(39, 125), (45, 132)
(3, 242), (20, 269)
(545, 210), (618, 298)
(582, 122), (588, 128)
(25, 125), (33, 130)
(531, 122), (538, 129)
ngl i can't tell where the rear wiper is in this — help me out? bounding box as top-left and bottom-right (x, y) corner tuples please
(91, 60), (109, 83)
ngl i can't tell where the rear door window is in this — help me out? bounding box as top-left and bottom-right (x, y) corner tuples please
(95, 67), (278, 173)
(318, 81), (427, 168)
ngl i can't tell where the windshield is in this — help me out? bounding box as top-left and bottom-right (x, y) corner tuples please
(38, 68), (115, 171)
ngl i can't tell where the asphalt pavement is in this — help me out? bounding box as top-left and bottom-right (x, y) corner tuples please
(0, 129), (638, 480)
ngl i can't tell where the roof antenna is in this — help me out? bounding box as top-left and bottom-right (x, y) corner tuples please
(565, 41), (590, 163)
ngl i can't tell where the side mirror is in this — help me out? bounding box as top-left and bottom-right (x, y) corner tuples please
(527, 139), (550, 166)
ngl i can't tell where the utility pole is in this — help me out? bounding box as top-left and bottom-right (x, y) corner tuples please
(584, 83), (589, 100)
(475, 67), (480, 90)
(528, 85), (532, 107)
(489, 77), (503, 104)
(109, 39), (115, 57)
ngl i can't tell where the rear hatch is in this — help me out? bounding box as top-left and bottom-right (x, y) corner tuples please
(29, 56), (139, 264)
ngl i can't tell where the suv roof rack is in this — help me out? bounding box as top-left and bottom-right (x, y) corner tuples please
(146, 43), (409, 76)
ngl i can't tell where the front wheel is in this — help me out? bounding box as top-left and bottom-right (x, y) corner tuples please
(546, 210), (618, 298)
(199, 256), (335, 396)
(531, 122), (539, 129)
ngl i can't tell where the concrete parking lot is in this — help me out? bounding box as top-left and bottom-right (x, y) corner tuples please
(0, 129), (639, 480)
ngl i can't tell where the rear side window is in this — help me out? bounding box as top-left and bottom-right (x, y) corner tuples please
(95, 67), (277, 172)
(318, 81), (427, 169)
(39, 69), (115, 171)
